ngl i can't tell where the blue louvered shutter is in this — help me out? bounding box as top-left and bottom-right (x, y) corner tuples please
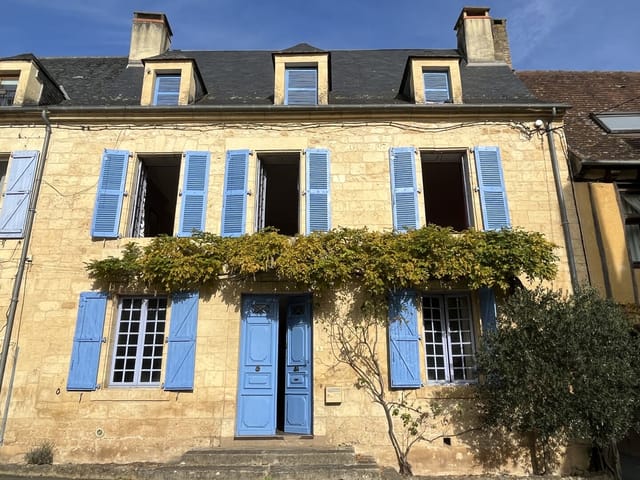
(285, 68), (318, 105)
(154, 74), (180, 106)
(389, 147), (419, 232)
(91, 149), (129, 238)
(178, 151), (210, 237)
(423, 71), (451, 103)
(0, 150), (38, 238)
(479, 287), (497, 333)
(221, 149), (249, 237)
(164, 291), (199, 391)
(475, 146), (510, 230)
(306, 149), (330, 233)
(388, 291), (421, 388)
(67, 292), (108, 391)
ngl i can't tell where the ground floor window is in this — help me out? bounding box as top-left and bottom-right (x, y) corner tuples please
(111, 297), (167, 386)
(423, 293), (476, 383)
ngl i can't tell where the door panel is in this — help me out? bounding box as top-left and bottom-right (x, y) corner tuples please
(284, 297), (312, 434)
(236, 296), (278, 436)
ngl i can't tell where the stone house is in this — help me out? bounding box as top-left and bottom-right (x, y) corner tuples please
(0, 7), (585, 475)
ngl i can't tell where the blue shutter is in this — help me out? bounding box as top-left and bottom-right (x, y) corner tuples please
(388, 291), (421, 388)
(154, 74), (181, 106)
(389, 147), (419, 232)
(0, 150), (38, 238)
(423, 72), (451, 103)
(91, 149), (129, 238)
(306, 149), (330, 233)
(479, 287), (497, 333)
(67, 292), (108, 391)
(164, 291), (199, 391)
(285, 68), (318, 105)
(178, 151), (210, 237)
(221, 149), (249, 237)
(475, 146), (510, 230)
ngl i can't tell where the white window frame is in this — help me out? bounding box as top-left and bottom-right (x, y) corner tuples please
(423, 293), (477, 384)
(110, 296), (167, 387)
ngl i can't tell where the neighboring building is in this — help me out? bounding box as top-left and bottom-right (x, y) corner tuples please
(518, 71), (640, 305)
(0, 8), (585, 475)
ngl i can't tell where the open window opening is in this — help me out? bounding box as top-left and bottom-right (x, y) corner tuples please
(421, 151), (471, 231)
(130, 155), (181, 237)
(256, 153), (300, 236)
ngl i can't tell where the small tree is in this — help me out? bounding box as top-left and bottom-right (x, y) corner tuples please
(477, 286), (640, 478)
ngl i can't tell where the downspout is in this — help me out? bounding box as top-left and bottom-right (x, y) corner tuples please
(0, 110), (51, 395)
(546, 108), (579, 291)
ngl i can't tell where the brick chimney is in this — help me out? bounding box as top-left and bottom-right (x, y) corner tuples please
(128, 12), (173, 66)
(455, 6), (511, 67)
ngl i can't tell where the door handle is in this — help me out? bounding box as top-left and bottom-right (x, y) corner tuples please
(293, 366), (299, 372)
(255, 366), (261, 372)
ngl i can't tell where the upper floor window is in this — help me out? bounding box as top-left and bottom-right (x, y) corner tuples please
(0, 76), (18, 106)
(0, 155), (8, 194)
(421, 151), (472, 231)
(423, 71), (451, 103)
(423, 293), (476, 383)
(285, 68), (318, 105)
(593, 113), (640, 134)
(153, 74), (181, 106)
(619, 187), (640, 266)
(256, 153), (300, 235)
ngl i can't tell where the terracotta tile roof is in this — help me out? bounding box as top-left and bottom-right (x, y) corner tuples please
(517, 71), (640, 163)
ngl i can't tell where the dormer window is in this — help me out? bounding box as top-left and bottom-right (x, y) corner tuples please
(285, 67), (318, 105)
(0, 76), (18, 106)
(153, 73), (181, 105)
(423, 71), (451, 104)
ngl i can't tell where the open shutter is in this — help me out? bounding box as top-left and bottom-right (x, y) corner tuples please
(285, 68), (318, 105)
(67, 292), (108, 391)
(388, 291), (421, 388)
(0, 150), (38, 238)
(423, 72), (451, 103)
(479, 287), (497, 333)
(164, 291), (199, 391)
(389, 147), (419, 232)
(178, 151), (210, 237)
(306, 149), (330, 233)
(91, 149), (129, 238)
(221, 149), (249, 237)
(475, 146), (510, 230)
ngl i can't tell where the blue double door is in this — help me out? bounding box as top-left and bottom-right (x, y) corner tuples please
(236, 295), (312, 436)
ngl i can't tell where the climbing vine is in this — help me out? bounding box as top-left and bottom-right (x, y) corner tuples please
(86, 225), (557, 298)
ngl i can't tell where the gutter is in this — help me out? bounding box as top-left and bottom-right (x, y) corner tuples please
(546, 109), (579, 291)
(0, 110), (51, 396)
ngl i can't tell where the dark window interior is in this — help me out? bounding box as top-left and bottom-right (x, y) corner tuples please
(256, 153), (299, 236)
(422, 151), (470, 231)
(131, 155), (181, 237)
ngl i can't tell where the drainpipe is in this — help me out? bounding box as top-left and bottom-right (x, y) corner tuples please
(546, 108), (579, 291)
(0, 110), (51, 395)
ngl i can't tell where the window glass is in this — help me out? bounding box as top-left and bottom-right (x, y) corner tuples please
(111, 297), (167, 386)
(619, 189), (640, 264)
(423, 293), (476, 383)
(0, 77), (18, 106)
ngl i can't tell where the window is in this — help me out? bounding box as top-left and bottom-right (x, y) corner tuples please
(619, 187), (640, 266)
(423, 293), (476, 383)
(285, 68), (318, 105)
(256, 153), (300, 235)
(130, 155), (180, 237)
(423, 71), (451, 103)
(153, 73), (181, 106)
(421, 151), (471, 230)
(0, 155), (8, 194)
(0, 150), (38, 239)
(0, 76), (18, 106)
(67, 291), (199, 391)
(593, 113), (640, 134)
(111, 297), (167, 386)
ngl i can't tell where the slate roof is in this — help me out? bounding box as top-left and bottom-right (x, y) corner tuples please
(2, 49), (544, 107)
(518, 71), (640, 164)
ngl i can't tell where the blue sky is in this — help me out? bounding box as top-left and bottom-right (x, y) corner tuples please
(1, 0), (638, 71)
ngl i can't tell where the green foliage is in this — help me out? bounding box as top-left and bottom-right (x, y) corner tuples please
(86, 226), (557, 299)
(476, 286), (640, 474)
(24, 441), (54, 465)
